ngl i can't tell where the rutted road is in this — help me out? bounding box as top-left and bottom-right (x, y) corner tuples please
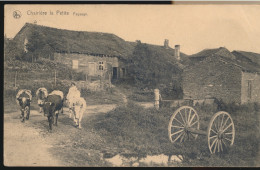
(4, 104), (117, 167)
(4, 111), (63, 167)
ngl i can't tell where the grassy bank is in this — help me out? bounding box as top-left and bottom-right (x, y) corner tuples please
(92, 102), (260, 166)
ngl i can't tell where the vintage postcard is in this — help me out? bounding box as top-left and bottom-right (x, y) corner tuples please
(3, 3), (260, 167)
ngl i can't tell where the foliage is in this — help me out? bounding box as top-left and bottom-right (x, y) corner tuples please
(4, 39), (25, 61)
(127, 43), (182, 88)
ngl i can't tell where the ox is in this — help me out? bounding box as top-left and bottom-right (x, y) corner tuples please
(66, 83), (81, 121)
(71, 97), (86, 129)
(16, 89), (32, 122)
(36, 87), (48, 113)
(43, 90), (64, 131)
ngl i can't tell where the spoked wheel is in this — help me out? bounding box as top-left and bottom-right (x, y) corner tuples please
(168, 106), (200, 143)
(207, 111), (235, 154)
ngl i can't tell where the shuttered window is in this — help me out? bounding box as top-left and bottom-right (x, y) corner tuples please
(72, 60), (79, 69)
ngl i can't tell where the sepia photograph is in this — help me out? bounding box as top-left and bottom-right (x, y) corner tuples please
(3, 2), (260, 167)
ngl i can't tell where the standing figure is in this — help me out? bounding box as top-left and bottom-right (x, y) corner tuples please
(16, 89), (32, 122)
(36, 87), (48, 113)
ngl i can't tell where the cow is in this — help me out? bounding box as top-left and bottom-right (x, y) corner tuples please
(16, 89), (32, 122)
(36, 87), (48, 113)
(66, 83), (81, 121)
(43, 90), (64, 131)
(70, 96), (87, 129)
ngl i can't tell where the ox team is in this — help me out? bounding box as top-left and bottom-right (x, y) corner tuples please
(16, 82), (87, 131)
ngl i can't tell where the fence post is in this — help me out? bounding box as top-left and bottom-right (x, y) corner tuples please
(154, 89), (160, 110)
(14, 71), (17, 87)
(54, 70), (57, 86)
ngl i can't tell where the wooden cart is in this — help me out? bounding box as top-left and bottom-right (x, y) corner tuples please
(168, 106), (235, 154)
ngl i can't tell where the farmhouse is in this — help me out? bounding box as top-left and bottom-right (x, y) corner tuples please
(12, 23), (185, 81)
(13, 23), (137, 81)
(182, 53), (260, 104)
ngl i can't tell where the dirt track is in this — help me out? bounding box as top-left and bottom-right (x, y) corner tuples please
(4, 111), (63, 167)
(4, 105), (117, 167)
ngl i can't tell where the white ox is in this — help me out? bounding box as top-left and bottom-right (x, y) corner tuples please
(36, 87), (48, 113)
(70, 97), (86, 129)
(66, 86), (81, 119)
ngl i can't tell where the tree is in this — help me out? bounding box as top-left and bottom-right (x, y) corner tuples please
(26, 31), (46, 61)
(127, 43), (183, 99)
(128, 43), (180, 85)
(4, 39), (25, 61)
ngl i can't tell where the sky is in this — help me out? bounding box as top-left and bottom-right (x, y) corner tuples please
(4, 4), (260, 55)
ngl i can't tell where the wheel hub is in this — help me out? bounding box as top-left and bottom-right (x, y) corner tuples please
(217, 131), (224, 139)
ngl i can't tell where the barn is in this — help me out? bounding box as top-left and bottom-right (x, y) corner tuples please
(12, 23), (136, 81)
(12, 23), (186, 82)
(182, 53), (260, 104)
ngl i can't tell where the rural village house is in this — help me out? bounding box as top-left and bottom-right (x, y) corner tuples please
(12, 23), (185, 82)
(182, 51), (260, 104)
(10, 23), (260, 104)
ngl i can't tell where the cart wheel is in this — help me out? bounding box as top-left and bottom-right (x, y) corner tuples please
(168, 106), (200, 143)
(207, 111), (235, 154)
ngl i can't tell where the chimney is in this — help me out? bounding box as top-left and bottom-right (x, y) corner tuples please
(164, 39), (169, 49)
(136, 40), (141, 44)
(175, 45), (180, 60)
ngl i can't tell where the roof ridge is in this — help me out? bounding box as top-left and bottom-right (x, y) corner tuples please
(23, 22), (121, 38)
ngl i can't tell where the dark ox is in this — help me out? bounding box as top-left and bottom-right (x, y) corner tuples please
(17, 97), (31, 122)
(43, 94), (63, 131)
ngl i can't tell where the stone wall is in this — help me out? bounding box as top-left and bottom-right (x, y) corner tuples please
(54, 52), (126, 79)
(182, 56), (242, 104)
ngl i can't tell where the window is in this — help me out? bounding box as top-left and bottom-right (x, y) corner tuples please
(98, 61), (104, 71)
(247, 80), (252, 100)
(72, 60), (78, 69)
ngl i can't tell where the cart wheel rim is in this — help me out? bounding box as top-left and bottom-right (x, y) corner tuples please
(207, 111), (235, 154)
(168, 106), (200, 143)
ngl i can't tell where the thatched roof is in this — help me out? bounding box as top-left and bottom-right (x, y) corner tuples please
(189, 47), (236, 60)
(183, 47), (260, 72)
(232, 50), (260, 66)
(14, 23), (135, 59)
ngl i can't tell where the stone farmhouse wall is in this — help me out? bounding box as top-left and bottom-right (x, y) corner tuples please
(182, 57), (242, 104)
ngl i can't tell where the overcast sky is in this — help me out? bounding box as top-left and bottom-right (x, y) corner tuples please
(4, 4), (260, 55)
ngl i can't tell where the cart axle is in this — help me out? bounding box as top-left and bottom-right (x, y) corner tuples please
(186, 127), (207, 136)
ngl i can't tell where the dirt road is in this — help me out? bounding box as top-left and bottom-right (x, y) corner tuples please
(4, 105), (117, 167)
(4, 111), (63, 167)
